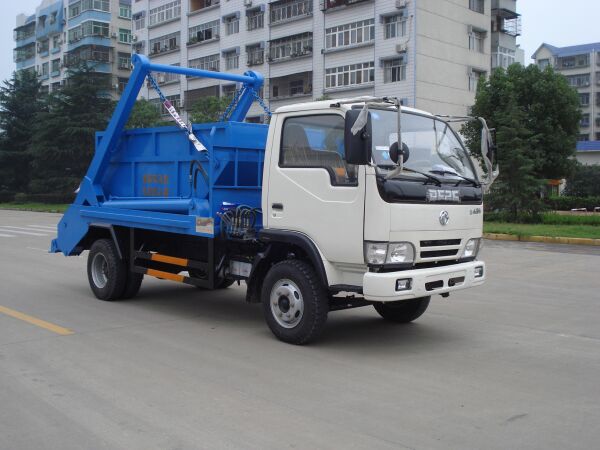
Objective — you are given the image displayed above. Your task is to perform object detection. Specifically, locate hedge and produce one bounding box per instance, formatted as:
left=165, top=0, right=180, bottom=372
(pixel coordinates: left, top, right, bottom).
left=543, top=196, right=600, bottom=211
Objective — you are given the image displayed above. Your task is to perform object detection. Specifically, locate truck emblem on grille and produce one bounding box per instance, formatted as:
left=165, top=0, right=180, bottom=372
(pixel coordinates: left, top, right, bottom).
left=439, top=210, right=450, bottom=226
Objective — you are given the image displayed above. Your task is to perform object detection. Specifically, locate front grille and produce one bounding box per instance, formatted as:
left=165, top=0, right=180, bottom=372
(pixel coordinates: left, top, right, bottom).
left=420, top=239, right=461, bottom=247
left=421, top=249, right=459, bottom=258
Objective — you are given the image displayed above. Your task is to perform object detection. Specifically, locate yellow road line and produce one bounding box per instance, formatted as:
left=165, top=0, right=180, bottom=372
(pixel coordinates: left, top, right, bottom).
left=0, top=305, right=74, bottom=336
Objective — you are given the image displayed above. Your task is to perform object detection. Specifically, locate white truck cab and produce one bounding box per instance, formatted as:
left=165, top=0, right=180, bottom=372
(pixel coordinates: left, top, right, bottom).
left=259, top=98, right=494, bottom=333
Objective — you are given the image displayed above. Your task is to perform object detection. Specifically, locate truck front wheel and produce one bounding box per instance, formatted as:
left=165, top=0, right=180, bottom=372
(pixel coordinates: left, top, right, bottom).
left=261, top=260, right=328, bottom=345
left=87, top=239, right=128, bottom=301
left=373, top=297, right=431, bottom=323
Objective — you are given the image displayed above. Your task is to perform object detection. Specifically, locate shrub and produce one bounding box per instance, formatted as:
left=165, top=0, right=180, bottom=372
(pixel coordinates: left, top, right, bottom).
left=13, top=192, right=28, bottom=204
left=544, top=196, right=600, bottom=211
left=0, top=191, right=16, bottom=203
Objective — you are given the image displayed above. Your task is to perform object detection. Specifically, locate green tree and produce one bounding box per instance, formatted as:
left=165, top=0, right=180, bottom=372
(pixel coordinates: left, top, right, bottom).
left=0, top=70, right=43, bottom=192
left=463, top=64, right=581, bottom=218
left=189, top=96, right=232, bottom=123
left=564, top=163, right=600, bottom=197
left=126, top=99, right=169, bottom=129
left=29, top=65, right=114, bottom=195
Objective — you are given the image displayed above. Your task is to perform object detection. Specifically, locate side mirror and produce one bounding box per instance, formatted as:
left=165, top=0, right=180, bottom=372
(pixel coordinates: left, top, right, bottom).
left=389, top=142, right=410, bottom=164
left=344, top=109, right=372, bottom=165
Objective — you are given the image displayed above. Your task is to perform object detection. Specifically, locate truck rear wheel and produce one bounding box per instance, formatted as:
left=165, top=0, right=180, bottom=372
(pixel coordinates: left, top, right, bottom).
left=373, top=297, right=431, bottom=323
left=87, top=239, right=128, bottom=301
left=261, top=259, right=328, bottom=345
left=120, top=271, right=143, bottom=299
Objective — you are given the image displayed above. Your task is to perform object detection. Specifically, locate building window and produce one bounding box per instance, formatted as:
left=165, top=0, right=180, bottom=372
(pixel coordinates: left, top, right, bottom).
left=580, top=114, right=590, bottom=128
left=247, top=9, right=264, bottom=30
left=68, top=21, right=110, bottom=43
left=468, top=68, right=485, bottom=92
left=65, top=45, right=110, bottom=66
left=383, top=14, right=407, bottom=39
left=13, top=44, right=36, bottom=63
left=577, top=134, right=589, bottom=142
left=469, top=0, right=484, bottom=14
left=148, top=0, right=181, bottom=27
left=468, top=28, right=485, bottom=53
left=51, top=58, right=60, bottom=73
left=118, top=77, right=128, bottom=93
left=133, top=13, right=145, bottom=30
left=325, top=61, right=375, bottom=89
left=537, top=58, right=550, bottom=70
left=557, top=54, right=590, bottom=69
left=119, top=28, right=132, bottom=44
left=269, top=32, right=312, bottom=62
left=188, top=20, right=219, bottom=45
left=224, top=14, right=240, bottom=35
left=69, top=0, right=110, bottom=19
left=566, top=74, right=591, bottom=88
left=118, top=52, right=131, bottom=70
left=580, top=93, right=590, bottom=107
left=280, top=115, right=356, bottom=186
left=40, top=62, right=49, bottom=77
left=246, top=44, right=264, bottom=66
left=383, top=57, right=407, bottom=83
left=492, top=46, right=516, bottom=69
left=224, top=50, right=239, bottom=70
left=149, top=32, right=180, bottom=55
left=151, top=94, right=181, bottom=116
left=52, top=35, right=61, bottom=49
left=222, top=84, right=236, bottom=98
left=270, top=0, right=313, bottom=25
left=150, top=64, right=180, bottom=85
left=190, top=0, right=220, bottom=13
left=119, top=3, right=132, bottom=19
left=326, top=19, right=374, bottom=50
left=38, top=40, right=50, bottom=54
left=189, top=54, right=220, bottom=72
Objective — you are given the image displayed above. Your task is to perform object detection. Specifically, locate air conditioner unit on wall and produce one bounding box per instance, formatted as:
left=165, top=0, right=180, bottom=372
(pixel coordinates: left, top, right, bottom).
left=132, top=35, right=138, bottom=43
left=396, top=0, right=409, bottom=9
left=244, top=0, right=253, bottom=6
left=396, top=43, right=408, bottom=53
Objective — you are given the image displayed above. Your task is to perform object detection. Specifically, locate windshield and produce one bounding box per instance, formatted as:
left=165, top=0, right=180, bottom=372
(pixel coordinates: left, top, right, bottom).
left=370, top=109, right=478, bottom=181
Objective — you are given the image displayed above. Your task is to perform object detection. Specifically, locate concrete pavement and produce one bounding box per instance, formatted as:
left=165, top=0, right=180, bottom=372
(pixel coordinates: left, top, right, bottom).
left=0, top=210, right=599, bottom=450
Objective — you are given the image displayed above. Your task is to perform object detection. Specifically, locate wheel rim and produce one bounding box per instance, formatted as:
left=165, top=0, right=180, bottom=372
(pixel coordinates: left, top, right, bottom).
left=270, top=279, right=304, bottom=329
left=91, top=253, right=109, bottom=289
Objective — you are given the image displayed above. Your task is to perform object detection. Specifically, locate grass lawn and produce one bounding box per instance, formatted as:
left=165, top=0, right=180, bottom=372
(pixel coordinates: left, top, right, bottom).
left=484, top=222, right=600, bottom=240
left=0, top=203, right=69, bottom=213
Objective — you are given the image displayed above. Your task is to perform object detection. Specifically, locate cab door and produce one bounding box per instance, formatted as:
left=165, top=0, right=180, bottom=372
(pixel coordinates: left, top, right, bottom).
left=264, top=112, right=366, bottom=265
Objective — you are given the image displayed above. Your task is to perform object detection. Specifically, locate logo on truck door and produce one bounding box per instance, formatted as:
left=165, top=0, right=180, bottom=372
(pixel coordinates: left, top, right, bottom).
left=439, top=210, right=450, bottom=226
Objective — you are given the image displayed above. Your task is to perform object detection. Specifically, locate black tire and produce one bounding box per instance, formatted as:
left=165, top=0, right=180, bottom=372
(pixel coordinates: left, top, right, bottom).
left=87, top=239, right=128, bottom=301
left=261, top=259, right=328, bottom=345
left=373, top=297, right=431, bottom=323
left=120, top=270, right=143, bottom=299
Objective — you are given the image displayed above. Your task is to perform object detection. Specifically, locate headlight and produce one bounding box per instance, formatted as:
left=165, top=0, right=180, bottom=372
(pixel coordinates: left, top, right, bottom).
left=364, top=242, right=388, bottom=265
left=462, top=238, right=481, bottom=258
left=386, top=242, right=415, bottom=264
left=364, top=242, right=415, bottom=265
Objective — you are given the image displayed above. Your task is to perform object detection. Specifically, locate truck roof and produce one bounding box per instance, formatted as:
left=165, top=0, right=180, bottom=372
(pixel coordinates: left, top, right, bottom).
left=273, top=99, right=434, bottom=118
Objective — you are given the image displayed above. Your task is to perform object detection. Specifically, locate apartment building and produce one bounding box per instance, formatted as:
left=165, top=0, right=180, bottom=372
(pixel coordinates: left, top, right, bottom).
left=131, top=0, right=498, bottom=121
left=13, top=0, right=133, bottom=97
left=533, top=42, right=600, bottom=165
left=490, top=0, right=521, bottom=70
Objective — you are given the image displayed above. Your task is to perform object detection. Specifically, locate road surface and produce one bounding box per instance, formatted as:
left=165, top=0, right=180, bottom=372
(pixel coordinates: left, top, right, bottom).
left=0, top=210, right=599, bottom=450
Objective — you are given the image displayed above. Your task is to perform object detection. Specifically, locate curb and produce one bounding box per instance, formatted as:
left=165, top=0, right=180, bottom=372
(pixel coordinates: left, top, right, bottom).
left=483, top=233, right=600, bottom=247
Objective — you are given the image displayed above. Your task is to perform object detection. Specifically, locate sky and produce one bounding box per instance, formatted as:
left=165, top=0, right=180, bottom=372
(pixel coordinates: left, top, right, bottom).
left=1, top=0, right=599, bottom=83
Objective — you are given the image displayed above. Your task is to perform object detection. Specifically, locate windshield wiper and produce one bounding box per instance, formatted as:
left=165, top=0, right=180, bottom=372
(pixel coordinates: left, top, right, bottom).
left=429, top=169, right=480, bottom=187
left=401, top=167, right=443, bottom=186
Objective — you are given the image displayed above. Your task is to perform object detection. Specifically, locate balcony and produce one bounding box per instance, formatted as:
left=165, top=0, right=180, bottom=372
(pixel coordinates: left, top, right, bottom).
left=491, top=0, right=518, bottom=19
left=268, top=33, right=312, bottom=63
left=320, top=0, right=372, bottom=11
left=270, top=71, right=312, bottom=100
left=189, top=0, right=220, bottom=15
left=270, top=0, right=313, bottom=26
left=64, top=45, right=112, bottom=68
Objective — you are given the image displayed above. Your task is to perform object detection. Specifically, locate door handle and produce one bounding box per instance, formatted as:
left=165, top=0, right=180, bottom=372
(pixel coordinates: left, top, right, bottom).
left=272, top=203, right=284, bottom=211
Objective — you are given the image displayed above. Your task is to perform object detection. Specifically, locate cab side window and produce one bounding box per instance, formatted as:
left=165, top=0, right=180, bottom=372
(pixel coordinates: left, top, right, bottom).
left=280, top=115, right=358, bottom=186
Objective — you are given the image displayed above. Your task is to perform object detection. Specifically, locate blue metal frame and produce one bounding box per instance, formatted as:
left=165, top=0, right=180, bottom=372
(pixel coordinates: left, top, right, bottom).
left=51, top=54, right=266, bottom=256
